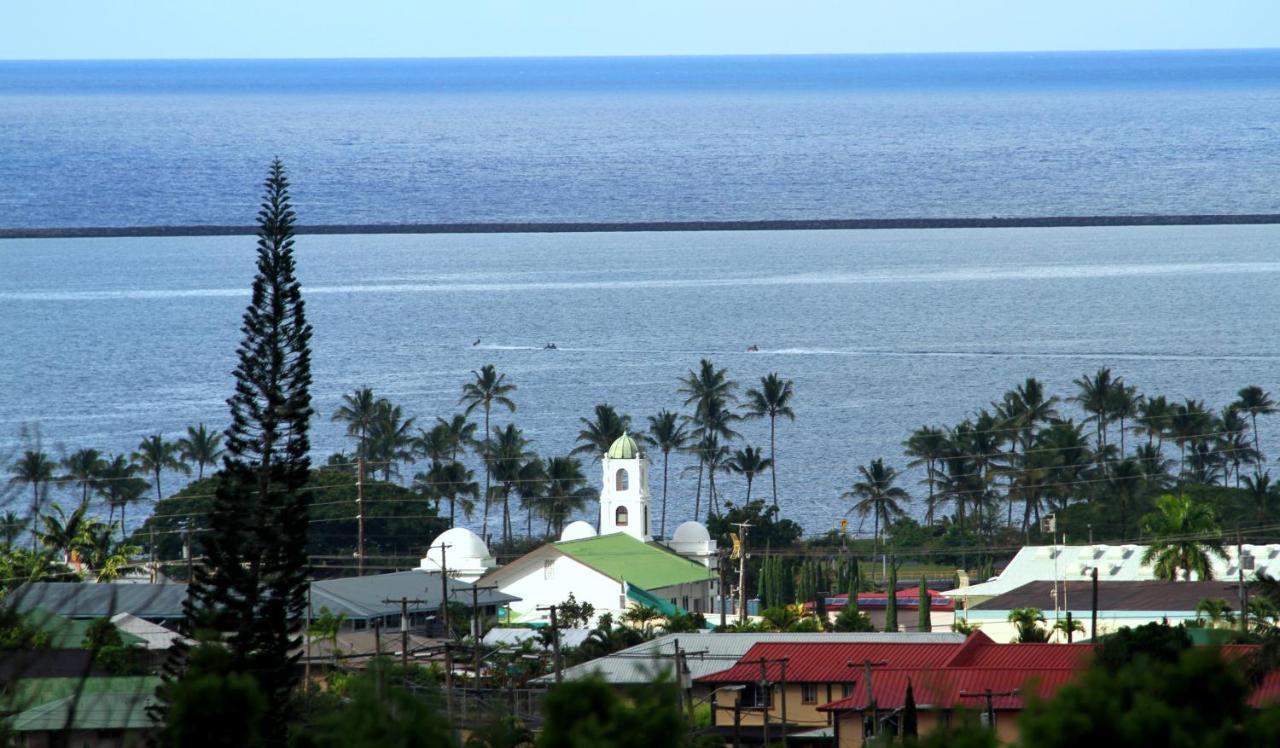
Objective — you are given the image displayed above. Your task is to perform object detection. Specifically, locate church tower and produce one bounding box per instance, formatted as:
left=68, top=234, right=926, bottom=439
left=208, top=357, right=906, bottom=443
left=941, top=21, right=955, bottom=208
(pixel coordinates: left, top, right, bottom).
left=599, top=432, right=652, bottom=541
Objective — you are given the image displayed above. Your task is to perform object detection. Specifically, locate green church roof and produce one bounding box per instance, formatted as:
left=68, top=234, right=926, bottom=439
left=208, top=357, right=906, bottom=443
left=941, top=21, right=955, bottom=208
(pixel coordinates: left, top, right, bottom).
left=554, top=533, right=713, bottom=589
left=606, top=432, right=639, bottom=459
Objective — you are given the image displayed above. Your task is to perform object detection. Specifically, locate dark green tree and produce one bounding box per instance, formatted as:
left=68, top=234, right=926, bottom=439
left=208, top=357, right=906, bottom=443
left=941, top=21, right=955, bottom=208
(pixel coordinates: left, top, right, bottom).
left=918, top=576, right=931, bottom=632
left=884, top=556, right=898, bottom=632
left=166, top=160, right=314, bottom=745
left=743, top=372, right=795, bottom=508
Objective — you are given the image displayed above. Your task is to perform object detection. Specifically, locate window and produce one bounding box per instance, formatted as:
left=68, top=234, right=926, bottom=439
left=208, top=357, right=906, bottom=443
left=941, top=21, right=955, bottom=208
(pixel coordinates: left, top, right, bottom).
left=744, top=683, right=772, bottom=709
left=616, top=506, right=629, bottom=526
left=544, top=559, right=555, bottom=580
left=841, top=683, right=853, bottom=698
left=615, top=468, right=629, bottom=491
left=802, top=685, right=818, bottom=705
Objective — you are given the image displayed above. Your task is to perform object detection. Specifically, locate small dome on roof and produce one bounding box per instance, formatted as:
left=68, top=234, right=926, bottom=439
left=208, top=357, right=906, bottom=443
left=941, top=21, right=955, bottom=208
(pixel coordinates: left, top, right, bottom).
left=559, top=520, right=598, bottom=542
left=606, top=432, right=639, bottom=459
left=427, top=526, right=490, bottom=561
left=671, top=521, right=711, bottom=544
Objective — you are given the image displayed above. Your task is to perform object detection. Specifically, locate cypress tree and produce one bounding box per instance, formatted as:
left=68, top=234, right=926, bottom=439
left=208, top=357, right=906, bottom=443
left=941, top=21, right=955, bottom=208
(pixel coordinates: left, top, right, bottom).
left=903, top=677, right=918, bottom=739
left=884, top=556, right=898, bottom=632
left=918, top=576, right=932, bottom=632
left=164, top=160, right=314, bottom=745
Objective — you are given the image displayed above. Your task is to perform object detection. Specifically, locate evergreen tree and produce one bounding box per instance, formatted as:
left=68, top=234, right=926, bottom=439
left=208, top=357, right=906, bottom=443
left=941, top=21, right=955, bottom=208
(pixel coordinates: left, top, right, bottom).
left=918, top=576, right=932, bottom=632
left=884, top=557, right=898, bottom=632
left=162, top=160, right=314, bottom=745
left=903, top=678, right=918, bottom=740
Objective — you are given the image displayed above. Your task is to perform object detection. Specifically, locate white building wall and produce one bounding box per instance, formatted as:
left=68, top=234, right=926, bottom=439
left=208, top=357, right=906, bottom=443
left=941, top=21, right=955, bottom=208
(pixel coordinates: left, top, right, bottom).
left=493, top=553, right=627, bottom=626
left=650, top=579, right=718, bottom=616
left=959, top=609, right=1202, bottom=643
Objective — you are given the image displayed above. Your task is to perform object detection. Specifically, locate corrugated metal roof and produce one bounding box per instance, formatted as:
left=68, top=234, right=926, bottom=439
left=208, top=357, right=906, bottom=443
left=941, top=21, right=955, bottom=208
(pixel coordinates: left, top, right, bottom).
left=553, top=534, right=715, bottom=589
left=11, top=582, right=188, bottom=620
left=970, top=580, right=1244, bottom=613
left=818, top=668, right=1081, bottom=711
left=945, top=544, right=1280, bottom=599
left=109, top=613, right=187, bottom=651
left=10, top=692, right=155, bottom=732
left=532, top=631, right=964, bottom=685
left=697, top=642, right=960, bottom=684
left=308, top=570, right=517, bottom=620
left=483, top=627, right=594, bottom=649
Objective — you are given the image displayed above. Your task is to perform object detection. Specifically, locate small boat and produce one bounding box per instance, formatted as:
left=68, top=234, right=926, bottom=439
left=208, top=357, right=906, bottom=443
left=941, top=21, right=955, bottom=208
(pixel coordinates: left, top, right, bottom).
left=472, top=338, right=481, bottom=346
left=746, top=344, right=759, bottom=352
left=544, top=343, right=558, bottom=350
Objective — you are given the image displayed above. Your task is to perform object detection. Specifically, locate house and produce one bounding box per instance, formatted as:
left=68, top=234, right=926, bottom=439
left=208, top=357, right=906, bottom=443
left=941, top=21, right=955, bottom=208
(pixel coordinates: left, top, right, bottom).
left=944, top=544, right=1280, bottom=607
left=3, top=677, right=160, bottom=748
left=809, top=590, right=956, bottom=632
left=308, top=569, right=518, bottom=636
left=958, top=579, right=1249, bottom=642
left=536, top=632, right=964, bottom=692
left=476, top=433, right=720, bottom=625
left=8, top=583, right=188, bottom=626
left=0, top=609, right=148, bottom=681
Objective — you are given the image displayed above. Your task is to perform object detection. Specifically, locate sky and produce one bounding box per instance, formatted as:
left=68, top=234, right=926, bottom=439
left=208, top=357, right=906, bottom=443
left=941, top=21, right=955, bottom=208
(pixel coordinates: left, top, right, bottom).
left=1, top=0, right=1274, bottom=60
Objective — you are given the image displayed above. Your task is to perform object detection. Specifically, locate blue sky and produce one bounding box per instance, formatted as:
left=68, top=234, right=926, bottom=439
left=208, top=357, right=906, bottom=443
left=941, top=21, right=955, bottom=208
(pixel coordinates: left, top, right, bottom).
left=2, top=0, right=1273, bottom=60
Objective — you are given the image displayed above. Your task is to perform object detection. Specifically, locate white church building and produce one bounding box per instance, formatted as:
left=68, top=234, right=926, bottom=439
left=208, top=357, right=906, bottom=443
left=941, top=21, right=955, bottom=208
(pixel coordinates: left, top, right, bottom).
left=427, top=432, right=720, bottom=626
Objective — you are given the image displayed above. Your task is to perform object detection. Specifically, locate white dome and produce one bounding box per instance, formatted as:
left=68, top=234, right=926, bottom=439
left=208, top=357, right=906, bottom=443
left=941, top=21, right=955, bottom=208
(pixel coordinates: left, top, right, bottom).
left=671, top=521, right=710, bottom=544
left=427, top=527, right=490, bottom=562
left=559, top=520, right=598, bottom=542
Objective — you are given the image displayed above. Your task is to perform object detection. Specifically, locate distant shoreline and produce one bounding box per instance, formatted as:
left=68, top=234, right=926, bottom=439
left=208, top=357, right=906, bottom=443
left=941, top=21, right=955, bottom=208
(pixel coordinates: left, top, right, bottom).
left=3, top=213, right=1280, bottom=239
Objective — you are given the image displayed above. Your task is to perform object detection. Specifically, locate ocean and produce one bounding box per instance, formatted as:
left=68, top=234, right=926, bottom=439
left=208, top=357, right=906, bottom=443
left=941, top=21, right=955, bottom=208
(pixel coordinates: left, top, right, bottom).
left=2, top=51, right=1279, bottom=543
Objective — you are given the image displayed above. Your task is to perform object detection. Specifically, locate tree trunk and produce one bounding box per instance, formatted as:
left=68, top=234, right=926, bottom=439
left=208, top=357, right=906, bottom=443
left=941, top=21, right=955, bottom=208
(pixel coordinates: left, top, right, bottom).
left=482, top=406, right=491, bottom=542
left=769, top=416, right=778, bottom=508
left=693, top=460, right=704, bottom=521
left=661, top=451, right=670, bottom=539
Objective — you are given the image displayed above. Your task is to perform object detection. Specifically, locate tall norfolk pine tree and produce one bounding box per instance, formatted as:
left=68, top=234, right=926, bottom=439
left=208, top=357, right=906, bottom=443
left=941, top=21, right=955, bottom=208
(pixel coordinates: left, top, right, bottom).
left=163, top=160, right=314, bottom=744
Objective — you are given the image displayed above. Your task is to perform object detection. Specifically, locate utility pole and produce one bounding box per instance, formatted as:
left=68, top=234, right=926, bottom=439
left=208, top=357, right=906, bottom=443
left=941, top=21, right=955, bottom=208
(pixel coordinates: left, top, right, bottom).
left=430, top=542, right=452, bottom=635
left=1090, top=566, right=1098, bottom=641
left=1239, top=527, right=1249, bottom=634
left=757, top=658, right=770, bottom=748
left=184, top=522, right=193, bottom=582
left=960, top=689, right=1018, bottom=730
left=383, top=597, right=426, bottom=668
left=461, top=584, right=500, bottom=685
left=149, top=524, right=157, bottom=583
left=305, top=584, right=313, bottom=686
left=849, top=659, right=888, bottom=739
left=536, top=605, right=564, bottom=682
left=718, top=550, right=729, bottom=628
left=778, top=658, right=790, bottom=748
left=356, top=456, right=366, bottom=576
left=733, top=522, right=751, bottom=623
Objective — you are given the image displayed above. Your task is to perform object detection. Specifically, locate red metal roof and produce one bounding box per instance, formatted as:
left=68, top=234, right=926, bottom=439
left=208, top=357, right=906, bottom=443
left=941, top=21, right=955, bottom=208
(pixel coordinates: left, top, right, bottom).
left=695, top=641, right=959, bottom=684
left=818, top=668, right=1081, bottom=711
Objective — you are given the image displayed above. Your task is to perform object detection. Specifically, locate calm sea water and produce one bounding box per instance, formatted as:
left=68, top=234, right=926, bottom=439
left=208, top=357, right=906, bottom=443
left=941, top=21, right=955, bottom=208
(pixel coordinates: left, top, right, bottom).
left=1, top=51, right=1279, bottom=227
left=3, top=52, right=1280, bottom=541
left=4, top=225, right=1280, bottom=540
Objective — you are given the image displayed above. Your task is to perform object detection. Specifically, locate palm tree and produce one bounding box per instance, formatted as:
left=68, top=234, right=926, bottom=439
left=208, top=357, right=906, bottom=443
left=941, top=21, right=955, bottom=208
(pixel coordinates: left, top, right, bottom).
left=96, top=455, right=149, bottom=540
left=10, top=450, right=56, bottom=550
left=1, top=511, right=24, bottom=547
left=176, top=423, right=224, bottom=480
left=539, top=456, right=594, bottom=536
left=436, top=414, right=477, bottom=463
left=460, top=365, right=518, bottom=541
left=515, top=457, right=548, bottom=538
left=132, top=434, right=189, bottom=504
left=1219, top=407, right=1256, bottom=487
left=331, top=387, right=381, bottom=461
left=571, top=404, right=630, bottom=460
left=1008, top=608, right=1050, bottom=643
left=1243, top=471, right=1275, bottom=523
left=1135, top=394, right=1171, bottom=452
left=743, top=373, right=796, bottom=508
left=80, top=521, right=139, bottom=582
left=647, top=410, right=688, bottom=539
left=621, top=604, right=663, bottom=636
left=1107, top=383, right=1139, bottom=457
left=1071, top=368, right=1114, bottom=464
left=1195, top=598, right=1237, bottom=629
left=843, top=459, right=908, bottom=554
left=699, top=435, right=732, bottom=520
left=1166, top=399, right=1211, bottom=493
left=413, top=422, right=455, bottom=465
left=1107, top=458, right=1145, bottom=535
left=1140, top=493, right=1227, bottom=580
left=414, top=460, right=479, bottom=528
left=37, top=500, right=93, bottom=564
left=678, top=359, right=738, bottom=507
left=724, top=446, right=772, bottom=503
left=364, top=401, right=416, bottom=481
left=997, top=378, right=1059, bottom=529
left=904, top=426, right=948, bottom=525
left=61, top=448, right=106, bottom=504
left=483, top=423, right=532, bottom=544
left=1234, top=385, right=1276, bottom=464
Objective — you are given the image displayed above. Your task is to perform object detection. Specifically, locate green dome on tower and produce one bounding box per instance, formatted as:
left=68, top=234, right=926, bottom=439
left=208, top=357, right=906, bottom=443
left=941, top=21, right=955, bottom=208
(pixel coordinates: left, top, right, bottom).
left=606, top=432, right=639, bottom=459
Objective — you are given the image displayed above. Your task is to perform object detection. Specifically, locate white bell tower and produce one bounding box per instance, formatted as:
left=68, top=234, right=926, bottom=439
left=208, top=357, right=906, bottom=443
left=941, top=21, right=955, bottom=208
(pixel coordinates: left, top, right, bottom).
left=599, top=432, right=652, bottom=541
